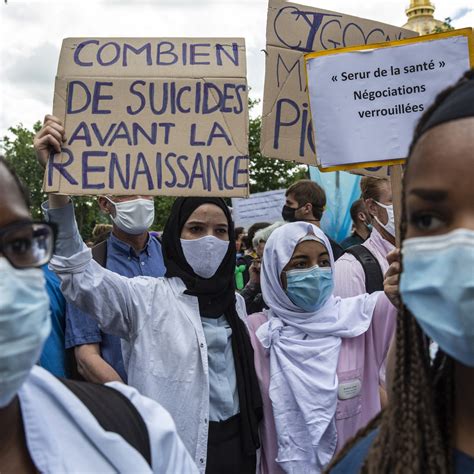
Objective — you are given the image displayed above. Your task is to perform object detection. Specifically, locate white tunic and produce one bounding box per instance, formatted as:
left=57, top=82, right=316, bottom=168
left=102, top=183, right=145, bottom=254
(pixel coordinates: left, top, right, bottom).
left=18, top=365, right=197, bottom=473
left=49, top=245, right=247, bottom=472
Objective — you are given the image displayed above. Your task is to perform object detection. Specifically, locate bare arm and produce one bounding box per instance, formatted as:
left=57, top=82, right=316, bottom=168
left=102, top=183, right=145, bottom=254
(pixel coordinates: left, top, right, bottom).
left=75, top=343, right=124, bottom=384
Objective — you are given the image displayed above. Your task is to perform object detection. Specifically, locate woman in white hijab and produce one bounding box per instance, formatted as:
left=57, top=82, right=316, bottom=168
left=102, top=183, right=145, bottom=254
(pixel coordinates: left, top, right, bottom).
left=246, top=222, right=398, bottom=474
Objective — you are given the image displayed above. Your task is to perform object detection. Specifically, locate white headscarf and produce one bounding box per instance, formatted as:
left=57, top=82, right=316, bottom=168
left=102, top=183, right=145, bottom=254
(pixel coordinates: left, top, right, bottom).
left=256, top=222, right=379, bottom=473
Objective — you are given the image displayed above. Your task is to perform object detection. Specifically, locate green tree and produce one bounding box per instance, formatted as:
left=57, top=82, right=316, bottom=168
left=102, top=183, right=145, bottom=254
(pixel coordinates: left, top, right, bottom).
left=2, top=122, right=45, bottom=219
left=153, top=196, right=175, bottom=231
left=433, top=17, right=454, bottom=33
left=2, top=122, right=102, bottom=239
left=248, top=99, right=307, bottom=193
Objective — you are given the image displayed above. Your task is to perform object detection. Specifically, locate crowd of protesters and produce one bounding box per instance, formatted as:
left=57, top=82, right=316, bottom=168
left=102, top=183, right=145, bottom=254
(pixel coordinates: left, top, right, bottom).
left=1, top=71, right=473, bottom=473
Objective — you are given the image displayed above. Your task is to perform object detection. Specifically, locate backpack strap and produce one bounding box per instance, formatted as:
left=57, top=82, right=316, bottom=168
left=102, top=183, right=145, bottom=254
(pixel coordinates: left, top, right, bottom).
left=59, top=378, right=152, bottom=466
left=91, top=240, right=108, bottom=268
left=345, top=245, right=384, bottom=294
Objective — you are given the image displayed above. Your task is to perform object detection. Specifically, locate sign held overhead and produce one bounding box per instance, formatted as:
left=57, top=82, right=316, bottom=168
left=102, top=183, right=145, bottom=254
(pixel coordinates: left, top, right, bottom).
left=44, top=37, right=249, bottom=196
left=260, top=0, right=417, bottom=166
left=305, top=29, right=473, bottom=171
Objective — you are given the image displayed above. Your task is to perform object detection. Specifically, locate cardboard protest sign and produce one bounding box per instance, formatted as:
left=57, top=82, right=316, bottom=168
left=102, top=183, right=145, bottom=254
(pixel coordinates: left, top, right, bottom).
left=260, top=0, right=417, bottom=166
left=305, top=29, right=473, bottom=171
left=231, top=189, right=286, bottom=227
left=44, top=38, right=249, bottom=196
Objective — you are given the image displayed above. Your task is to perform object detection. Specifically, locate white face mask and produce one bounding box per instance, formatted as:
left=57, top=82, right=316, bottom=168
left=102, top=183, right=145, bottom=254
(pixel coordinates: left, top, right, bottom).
left=0, top=258, right=51, bottom=408
left=374, top=201, right=395, bottom=237
left=106, top=197, right=155, bottom=235
left=180, top=235, right=229, bottom=279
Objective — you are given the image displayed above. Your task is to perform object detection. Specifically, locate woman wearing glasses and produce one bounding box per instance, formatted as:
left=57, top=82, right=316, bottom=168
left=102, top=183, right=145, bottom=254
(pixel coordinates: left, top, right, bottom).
left=0, top=156, right=197, bottom=473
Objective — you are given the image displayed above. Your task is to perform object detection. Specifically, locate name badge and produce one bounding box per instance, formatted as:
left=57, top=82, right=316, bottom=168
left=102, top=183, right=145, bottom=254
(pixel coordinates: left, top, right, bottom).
left=338, top=379, right=362, bottom=400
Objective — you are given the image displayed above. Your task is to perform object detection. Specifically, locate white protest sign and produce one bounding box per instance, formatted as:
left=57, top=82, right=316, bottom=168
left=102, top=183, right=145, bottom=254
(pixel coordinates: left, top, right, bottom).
left=305, top=29, right=473, bottom=170
left=232, top=189, right=286, bottom=227
left=44, top=37, right=249, bottom=196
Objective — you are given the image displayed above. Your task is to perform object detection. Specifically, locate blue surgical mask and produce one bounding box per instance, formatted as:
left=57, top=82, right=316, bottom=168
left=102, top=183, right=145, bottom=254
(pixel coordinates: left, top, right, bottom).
left=0, top=258, right=51, bottom=407
left=285, top=265, right=334, bottom=312
left=400, top=229, right=474, bottom=367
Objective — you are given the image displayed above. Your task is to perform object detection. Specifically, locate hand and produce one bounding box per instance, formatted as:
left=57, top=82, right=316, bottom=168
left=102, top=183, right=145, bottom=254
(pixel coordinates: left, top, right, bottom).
left=34, top=114, right=69, bottom=208
left=33, top=115, right=66, bottom=169
left=249, top=259, right=261, bottom=285
left=384, top=248, right=401, bottom=308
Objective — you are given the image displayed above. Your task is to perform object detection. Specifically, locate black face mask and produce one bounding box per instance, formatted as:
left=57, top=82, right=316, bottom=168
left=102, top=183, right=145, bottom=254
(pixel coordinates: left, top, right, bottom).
left=282, top=205, right=298, bottom=222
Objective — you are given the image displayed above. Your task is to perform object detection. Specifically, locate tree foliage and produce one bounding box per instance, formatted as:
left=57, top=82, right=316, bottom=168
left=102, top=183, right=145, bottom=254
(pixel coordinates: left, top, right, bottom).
left=3, top=122, right=46, bottom=220
left=1, top=99, right=306, bottom=236
left=433, top=17, right=454, bottom=33
left=2, top=122, right=104, bottom=238
left=248, top=99, right=308, bottom=193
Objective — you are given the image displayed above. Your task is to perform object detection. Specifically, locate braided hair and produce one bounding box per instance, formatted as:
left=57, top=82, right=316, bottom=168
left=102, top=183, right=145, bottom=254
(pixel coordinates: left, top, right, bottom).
left=328, top=69, right=474, bottom=474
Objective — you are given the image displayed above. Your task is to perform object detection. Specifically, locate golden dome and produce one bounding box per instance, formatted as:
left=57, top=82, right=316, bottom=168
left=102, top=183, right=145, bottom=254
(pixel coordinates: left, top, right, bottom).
left=402, top=0, right=445, bottom=35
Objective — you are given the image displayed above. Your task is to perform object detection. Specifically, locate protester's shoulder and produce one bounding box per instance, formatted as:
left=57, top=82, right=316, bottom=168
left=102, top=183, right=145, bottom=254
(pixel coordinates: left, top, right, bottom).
left=107, top=381, right=176, bottom=430
left=25, top=367, right=188, bottom=471
left=328, top=237, right=344, bottom=259
left=246, top=311, right=268, bottom=334
left=334, top=250, right=364, bottom=280
left=42, top=265, right=66, bottom=309
left=153, top=276, right=184, bottom=300
left=340, top=235, right=358, bottom=250
left=42, top=264, right=60, bottom=285
left=328, top=429, right=378, bottom=473
left=454, top=450, right=474, bottom=473
left=149, top=232, right=162, bottom=248
left=328, top=431, right=474, bottom=474
left=107, top=381, right=198, bottom=472
left=31, top=366, right=157, bottom=426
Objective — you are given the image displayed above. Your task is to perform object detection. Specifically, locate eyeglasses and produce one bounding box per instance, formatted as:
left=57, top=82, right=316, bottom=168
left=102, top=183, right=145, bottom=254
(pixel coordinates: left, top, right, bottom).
left=0, top=221, right=56, bottom=269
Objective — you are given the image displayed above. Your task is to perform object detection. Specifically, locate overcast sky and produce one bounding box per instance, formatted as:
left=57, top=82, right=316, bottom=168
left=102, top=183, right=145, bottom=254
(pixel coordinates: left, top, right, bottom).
left=0, top=0, right=472, bottom=141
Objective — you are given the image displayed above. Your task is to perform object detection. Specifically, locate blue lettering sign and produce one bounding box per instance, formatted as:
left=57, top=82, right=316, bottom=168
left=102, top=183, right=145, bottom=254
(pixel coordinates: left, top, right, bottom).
left=82, top=151, right=107, bottom=189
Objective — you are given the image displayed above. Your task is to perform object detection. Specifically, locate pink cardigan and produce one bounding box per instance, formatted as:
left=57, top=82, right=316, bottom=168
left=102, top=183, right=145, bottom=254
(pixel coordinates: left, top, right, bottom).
left=247, top=294, right=396, bottom=473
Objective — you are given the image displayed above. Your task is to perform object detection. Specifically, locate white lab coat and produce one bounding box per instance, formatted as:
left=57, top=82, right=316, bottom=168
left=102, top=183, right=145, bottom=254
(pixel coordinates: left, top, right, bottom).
left=18, top=365, right=197, bottom=473
left=50, top=245, right=247, bottom=472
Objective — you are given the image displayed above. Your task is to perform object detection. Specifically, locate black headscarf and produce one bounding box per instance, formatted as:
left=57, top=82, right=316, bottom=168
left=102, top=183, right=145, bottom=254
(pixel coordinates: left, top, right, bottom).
left=162, top=197, right=262, bottom=455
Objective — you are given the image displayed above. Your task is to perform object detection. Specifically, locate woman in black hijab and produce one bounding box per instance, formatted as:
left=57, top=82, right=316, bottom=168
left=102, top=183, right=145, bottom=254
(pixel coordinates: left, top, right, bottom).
left=44, top=185, right=262, bottom=472
left=162, top=197, right=262, bottom=473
